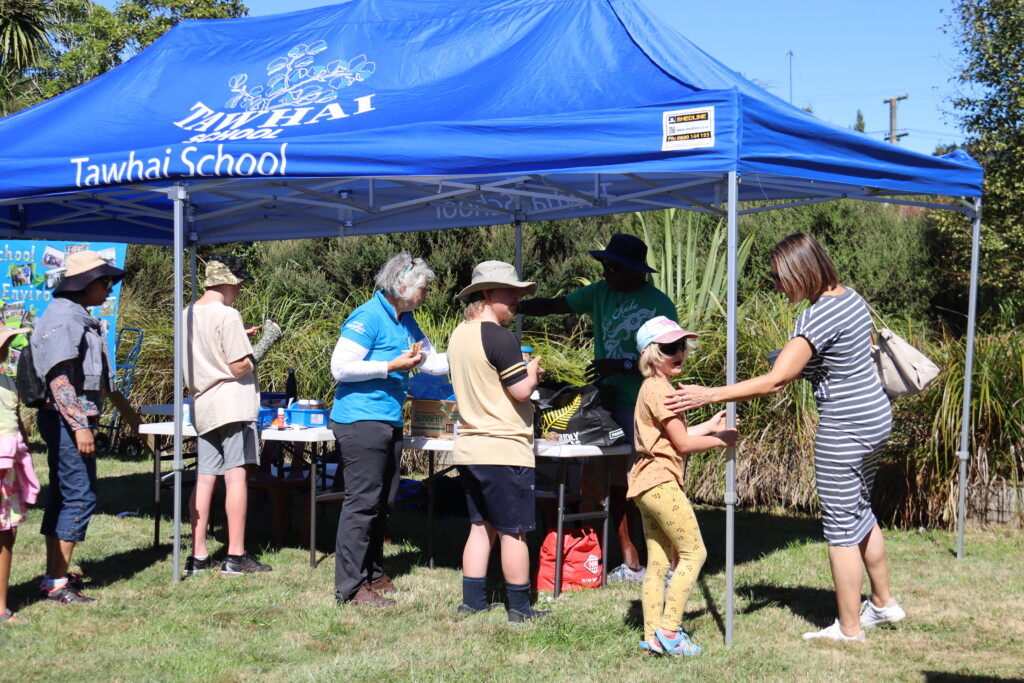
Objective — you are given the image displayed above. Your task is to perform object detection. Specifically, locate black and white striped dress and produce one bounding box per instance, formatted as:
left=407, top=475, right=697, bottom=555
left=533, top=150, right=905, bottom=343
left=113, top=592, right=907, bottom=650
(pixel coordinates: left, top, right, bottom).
left=793, top=287, right=892, bottom=546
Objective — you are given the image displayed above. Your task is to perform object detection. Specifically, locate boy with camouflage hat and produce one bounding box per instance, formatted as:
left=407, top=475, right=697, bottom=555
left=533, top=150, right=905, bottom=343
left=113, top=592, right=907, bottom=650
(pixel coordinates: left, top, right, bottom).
left=183, top=255, right=272, bottom=576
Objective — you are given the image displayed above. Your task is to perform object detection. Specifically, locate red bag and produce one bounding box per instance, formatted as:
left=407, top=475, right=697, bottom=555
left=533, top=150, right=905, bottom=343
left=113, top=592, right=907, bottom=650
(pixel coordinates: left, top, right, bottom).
left=534, top=526, right=603, bottom=591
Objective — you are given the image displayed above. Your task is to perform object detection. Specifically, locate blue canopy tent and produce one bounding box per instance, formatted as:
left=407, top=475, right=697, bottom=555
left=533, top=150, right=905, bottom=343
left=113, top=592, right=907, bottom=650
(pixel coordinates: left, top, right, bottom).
left=0, top=0, right=982, bottom=643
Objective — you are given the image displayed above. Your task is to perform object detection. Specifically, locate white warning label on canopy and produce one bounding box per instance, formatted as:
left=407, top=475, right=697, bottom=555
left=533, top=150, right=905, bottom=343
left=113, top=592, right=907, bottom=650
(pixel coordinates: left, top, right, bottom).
left=662, top=107, right=715, bottom=151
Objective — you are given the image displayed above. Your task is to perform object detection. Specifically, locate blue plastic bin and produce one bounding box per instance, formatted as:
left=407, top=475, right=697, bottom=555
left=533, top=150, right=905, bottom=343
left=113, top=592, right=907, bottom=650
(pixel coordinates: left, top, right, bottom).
left=285, top=408, right=330, bottom=428
left=258, top=407, right=275, bottom=428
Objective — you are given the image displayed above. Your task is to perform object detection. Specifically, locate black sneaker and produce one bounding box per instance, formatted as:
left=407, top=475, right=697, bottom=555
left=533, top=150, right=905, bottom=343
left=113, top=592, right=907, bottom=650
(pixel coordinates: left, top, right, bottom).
left=220, top=553, right=273, bottom=575
left=185, top=555, right=215, bottom=576
left=457, top=602, right=504, bottom=615
left=46, top=586, right=97, bottom=604
left=507, top=607, right=552, bottom=623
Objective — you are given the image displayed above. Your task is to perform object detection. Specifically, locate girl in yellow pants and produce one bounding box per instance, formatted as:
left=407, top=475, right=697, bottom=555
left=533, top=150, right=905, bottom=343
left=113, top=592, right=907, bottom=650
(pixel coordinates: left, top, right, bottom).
left=628, top=317, right=737, bottom=657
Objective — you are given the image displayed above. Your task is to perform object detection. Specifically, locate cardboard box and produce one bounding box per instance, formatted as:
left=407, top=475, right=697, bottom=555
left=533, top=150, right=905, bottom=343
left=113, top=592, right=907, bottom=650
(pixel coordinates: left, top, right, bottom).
left=408, top=399, right=459, bottom=439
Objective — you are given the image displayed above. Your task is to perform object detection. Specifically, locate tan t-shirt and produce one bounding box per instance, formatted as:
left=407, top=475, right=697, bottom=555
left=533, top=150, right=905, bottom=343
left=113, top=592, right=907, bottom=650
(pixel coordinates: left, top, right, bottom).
left=0, top=373, right=18, bottom=436
left=627, top=376, right=687, bottom=499
left=447, top=320, right=534, bottom=468
left=183, top=302, right=258, bottom=435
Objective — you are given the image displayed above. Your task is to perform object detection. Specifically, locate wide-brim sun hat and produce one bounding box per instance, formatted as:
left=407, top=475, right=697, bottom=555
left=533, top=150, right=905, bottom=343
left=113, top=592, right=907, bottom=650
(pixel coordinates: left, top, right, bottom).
left=0, top=326, right=30, bottom=349
left=203, top=257, right=252, bottom=288
left=636, top=316, right=698, bottom=352
left=456, top=260, right=538, bottom=301
left=588, top=233, right=656, bottom=273
left=53, top=250, right=125, bottom=294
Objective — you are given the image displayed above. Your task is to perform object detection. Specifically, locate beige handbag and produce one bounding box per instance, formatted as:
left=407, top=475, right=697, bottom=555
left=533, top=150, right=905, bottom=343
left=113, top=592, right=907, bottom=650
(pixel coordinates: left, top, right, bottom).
left=866, top=302, right=940, bottom=400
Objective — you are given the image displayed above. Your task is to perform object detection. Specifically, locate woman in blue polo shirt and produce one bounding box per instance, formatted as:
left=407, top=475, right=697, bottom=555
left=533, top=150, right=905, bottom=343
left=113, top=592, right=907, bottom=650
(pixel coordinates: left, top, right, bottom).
left=330, top=253, right=448, bottom=607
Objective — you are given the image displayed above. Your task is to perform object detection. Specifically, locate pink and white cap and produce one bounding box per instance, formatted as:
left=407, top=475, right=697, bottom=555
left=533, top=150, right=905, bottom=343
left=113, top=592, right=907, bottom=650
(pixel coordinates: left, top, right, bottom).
left=636, top=316, right=698, bottom=352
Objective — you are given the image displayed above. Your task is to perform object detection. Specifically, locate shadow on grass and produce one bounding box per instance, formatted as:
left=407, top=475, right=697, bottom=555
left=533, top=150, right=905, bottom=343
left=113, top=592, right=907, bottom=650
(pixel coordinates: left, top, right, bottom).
left=923, top=674, right=1024, bottom=683
left=736, top=582, right=837, bottom=627
left=696, top=507, right=821, bottom=575
left=8, top=544, right=171, bottom=610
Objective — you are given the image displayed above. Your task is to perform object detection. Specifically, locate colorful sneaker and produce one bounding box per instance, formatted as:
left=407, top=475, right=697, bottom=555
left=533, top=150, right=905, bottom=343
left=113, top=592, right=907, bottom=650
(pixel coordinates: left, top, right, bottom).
left=185, top=555, right=215, bottom=576
left=655, top=628, right=702, bottom=656
left=37, top=573, right=85, bottom=598
left=860, top=598, right=906, bottom=628
left=46, top=585, right=97, bottom=604
left=220, top=553, right=273, bottom=575
left=802, top=620, right=866, bottom=642
left=607, top=563, right=646, bottom=584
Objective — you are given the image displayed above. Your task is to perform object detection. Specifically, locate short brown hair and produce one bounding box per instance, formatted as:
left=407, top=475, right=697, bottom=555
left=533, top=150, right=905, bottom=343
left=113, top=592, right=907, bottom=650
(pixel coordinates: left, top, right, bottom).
left=769, top=233, right=838, bottom=303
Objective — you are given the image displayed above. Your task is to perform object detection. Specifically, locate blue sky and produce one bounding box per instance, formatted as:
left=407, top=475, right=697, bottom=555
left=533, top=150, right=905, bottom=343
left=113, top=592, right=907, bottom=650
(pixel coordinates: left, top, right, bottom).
left=112, top=0, right=968, bottom=155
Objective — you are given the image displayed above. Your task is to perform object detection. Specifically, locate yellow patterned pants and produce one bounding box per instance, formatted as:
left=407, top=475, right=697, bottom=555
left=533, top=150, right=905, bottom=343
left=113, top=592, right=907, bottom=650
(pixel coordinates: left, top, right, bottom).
left=633, top=481, right=707, bottom=639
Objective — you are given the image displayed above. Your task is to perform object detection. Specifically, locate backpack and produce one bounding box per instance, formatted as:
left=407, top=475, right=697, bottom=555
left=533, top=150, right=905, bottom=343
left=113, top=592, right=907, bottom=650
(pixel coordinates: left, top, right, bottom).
left=15, top=344, right=48, bottom=408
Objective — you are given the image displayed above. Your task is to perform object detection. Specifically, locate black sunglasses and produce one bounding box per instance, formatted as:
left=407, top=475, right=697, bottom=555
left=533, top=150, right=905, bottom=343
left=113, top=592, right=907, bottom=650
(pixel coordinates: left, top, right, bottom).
left=657, top=341, right=685, bottom=355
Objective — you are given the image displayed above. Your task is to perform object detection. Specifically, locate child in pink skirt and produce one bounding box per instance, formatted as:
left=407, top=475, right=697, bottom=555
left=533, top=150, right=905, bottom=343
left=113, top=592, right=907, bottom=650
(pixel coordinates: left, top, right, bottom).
left=0, top=327, right=40, bottom=625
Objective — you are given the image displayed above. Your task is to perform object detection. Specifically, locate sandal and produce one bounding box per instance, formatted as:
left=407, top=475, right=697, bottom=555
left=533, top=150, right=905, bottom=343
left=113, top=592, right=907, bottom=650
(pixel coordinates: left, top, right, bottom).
left=655, top=628, right=702, bottom=657
left=639, top=638, right=663, bottom=656
left=0, top=608, right=27, bottom=625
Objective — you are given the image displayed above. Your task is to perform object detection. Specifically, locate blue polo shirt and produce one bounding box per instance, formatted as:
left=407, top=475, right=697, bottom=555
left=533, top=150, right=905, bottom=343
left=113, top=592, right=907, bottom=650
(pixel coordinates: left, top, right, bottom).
left=331, top=290, right=425, bottom=427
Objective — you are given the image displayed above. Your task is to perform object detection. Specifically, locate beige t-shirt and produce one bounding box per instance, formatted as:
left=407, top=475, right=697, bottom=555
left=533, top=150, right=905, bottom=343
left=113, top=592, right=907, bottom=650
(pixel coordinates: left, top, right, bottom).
left=627, top=376, right=687, bottom=500
left=447, top=320, right=534, bottom=468
left=0, top=373, right=18, bottom=436
left=183, top=302, right=258, bottom=435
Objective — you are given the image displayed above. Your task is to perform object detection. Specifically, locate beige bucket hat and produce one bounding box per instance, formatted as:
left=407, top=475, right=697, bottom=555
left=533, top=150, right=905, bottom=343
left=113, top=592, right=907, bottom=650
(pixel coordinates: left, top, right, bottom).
left=456, top=260, right=537, bottom=301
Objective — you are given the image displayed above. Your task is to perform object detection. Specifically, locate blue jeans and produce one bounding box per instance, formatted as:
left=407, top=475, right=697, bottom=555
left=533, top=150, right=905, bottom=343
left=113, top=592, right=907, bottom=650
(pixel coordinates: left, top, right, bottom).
left=38, top=409, right=97, bottom=542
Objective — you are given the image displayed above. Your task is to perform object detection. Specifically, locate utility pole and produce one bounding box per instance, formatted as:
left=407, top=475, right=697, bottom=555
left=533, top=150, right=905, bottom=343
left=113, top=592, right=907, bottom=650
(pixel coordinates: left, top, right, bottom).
left=883, top=93, right=908, bottom=144
left=787, top=50, right=793, bottom=104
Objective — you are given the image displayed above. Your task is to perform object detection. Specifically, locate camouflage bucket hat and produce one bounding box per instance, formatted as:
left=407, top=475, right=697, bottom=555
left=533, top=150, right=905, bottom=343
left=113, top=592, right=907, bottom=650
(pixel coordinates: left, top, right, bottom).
left=203, top=256, right=251, bottom=288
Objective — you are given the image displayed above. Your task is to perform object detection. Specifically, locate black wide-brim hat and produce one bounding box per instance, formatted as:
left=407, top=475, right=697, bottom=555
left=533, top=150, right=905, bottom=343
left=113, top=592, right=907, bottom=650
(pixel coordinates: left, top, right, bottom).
left=588, top=233, right=656, bottom=273
left=53, top=250, right=125, bottom=294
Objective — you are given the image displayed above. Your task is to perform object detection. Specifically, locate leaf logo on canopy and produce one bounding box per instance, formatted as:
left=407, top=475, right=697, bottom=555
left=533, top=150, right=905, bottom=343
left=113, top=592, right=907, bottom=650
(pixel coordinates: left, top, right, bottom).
left=225, top=41, right=376, bottom=112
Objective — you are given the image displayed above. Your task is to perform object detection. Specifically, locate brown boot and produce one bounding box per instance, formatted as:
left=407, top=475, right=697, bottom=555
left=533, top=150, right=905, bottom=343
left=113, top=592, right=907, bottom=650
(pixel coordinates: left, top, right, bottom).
left=370, top=575, right=396, bottom=594
left=348, top=582, right=396, bottom=607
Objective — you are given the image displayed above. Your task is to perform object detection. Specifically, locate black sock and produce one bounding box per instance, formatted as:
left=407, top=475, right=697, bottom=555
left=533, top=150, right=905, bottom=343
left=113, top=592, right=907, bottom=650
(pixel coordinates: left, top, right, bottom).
left=462, top=576, right=489, bottom=611
left=506, top=581, right=533, bottom=613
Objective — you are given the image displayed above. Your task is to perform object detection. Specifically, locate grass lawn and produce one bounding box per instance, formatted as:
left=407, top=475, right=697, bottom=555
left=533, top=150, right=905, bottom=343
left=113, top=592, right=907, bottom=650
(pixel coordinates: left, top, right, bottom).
left=2, top=446, right=1022, bottom=682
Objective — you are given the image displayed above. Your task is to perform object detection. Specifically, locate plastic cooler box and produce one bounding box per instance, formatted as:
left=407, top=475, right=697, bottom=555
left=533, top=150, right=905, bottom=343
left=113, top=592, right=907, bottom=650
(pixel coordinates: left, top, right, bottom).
left=285, top=408, right=330, bottom=428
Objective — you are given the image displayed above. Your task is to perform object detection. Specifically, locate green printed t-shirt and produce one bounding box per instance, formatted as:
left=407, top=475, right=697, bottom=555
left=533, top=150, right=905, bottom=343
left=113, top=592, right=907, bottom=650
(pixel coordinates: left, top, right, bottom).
left=566, top=280, right=677, bottom=411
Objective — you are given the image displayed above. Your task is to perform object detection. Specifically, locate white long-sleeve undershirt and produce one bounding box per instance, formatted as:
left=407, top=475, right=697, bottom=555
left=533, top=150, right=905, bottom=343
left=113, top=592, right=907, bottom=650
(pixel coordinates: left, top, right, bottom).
left=331, top=335, right=449, bottom=382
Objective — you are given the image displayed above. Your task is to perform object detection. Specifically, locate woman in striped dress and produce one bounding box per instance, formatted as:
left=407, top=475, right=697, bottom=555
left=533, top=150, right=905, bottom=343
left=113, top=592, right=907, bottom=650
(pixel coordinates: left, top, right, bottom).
left=672, top=233, right=906, bottom=642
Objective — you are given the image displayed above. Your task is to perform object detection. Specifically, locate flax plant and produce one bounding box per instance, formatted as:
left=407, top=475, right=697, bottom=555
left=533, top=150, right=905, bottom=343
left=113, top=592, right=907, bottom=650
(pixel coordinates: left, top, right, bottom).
left=636, top=208, right=755, bottom=331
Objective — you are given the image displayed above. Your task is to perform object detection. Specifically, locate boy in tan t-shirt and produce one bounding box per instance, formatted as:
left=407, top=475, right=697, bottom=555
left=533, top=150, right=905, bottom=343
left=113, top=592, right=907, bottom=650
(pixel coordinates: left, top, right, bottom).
left=182, top=255, right=271, bottom=577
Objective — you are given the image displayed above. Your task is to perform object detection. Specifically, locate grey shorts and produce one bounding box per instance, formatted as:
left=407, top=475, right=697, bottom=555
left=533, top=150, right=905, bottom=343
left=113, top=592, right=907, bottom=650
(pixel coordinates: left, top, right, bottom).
left=197, top=421, right=259, bottom=476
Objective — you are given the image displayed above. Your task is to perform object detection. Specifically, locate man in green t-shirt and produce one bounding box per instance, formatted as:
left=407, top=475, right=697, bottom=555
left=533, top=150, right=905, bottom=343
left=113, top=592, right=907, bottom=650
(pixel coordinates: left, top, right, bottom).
left=519, top=233, right=678, bottom=583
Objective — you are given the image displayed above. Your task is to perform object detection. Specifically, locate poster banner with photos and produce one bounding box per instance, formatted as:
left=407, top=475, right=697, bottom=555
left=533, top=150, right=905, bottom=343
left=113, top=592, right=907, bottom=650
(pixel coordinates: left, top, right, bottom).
left=2, top=240, right=127, bottom=375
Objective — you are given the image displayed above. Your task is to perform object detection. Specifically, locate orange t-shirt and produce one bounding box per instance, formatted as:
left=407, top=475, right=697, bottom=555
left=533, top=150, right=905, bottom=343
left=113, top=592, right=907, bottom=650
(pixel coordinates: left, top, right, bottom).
left=626, top=376, right=687, bottom=500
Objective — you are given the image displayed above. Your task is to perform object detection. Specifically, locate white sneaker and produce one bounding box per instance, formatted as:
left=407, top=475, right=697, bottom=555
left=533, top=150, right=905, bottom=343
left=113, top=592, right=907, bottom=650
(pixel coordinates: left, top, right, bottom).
left=607, top=563, right=645, bottom=584
left=802, top=620, right=866, bottom=642
left=860, top=598, right=906, bottom=628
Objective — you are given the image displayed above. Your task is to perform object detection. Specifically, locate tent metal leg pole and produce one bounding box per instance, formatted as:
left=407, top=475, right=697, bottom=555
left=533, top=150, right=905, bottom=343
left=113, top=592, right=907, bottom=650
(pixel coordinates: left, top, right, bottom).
left=170, top=184, right=188, bottom=583
left=514, top=220, right=523, bottom=341
left=956, top=200, right=981, bottom=559
left=724, top=171, right=739, bottom=644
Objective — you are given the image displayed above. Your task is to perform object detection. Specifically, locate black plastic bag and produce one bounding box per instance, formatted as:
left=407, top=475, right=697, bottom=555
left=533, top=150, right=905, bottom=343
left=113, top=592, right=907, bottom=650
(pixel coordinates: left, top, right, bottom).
left=533, top=382, right=625, bottom=447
